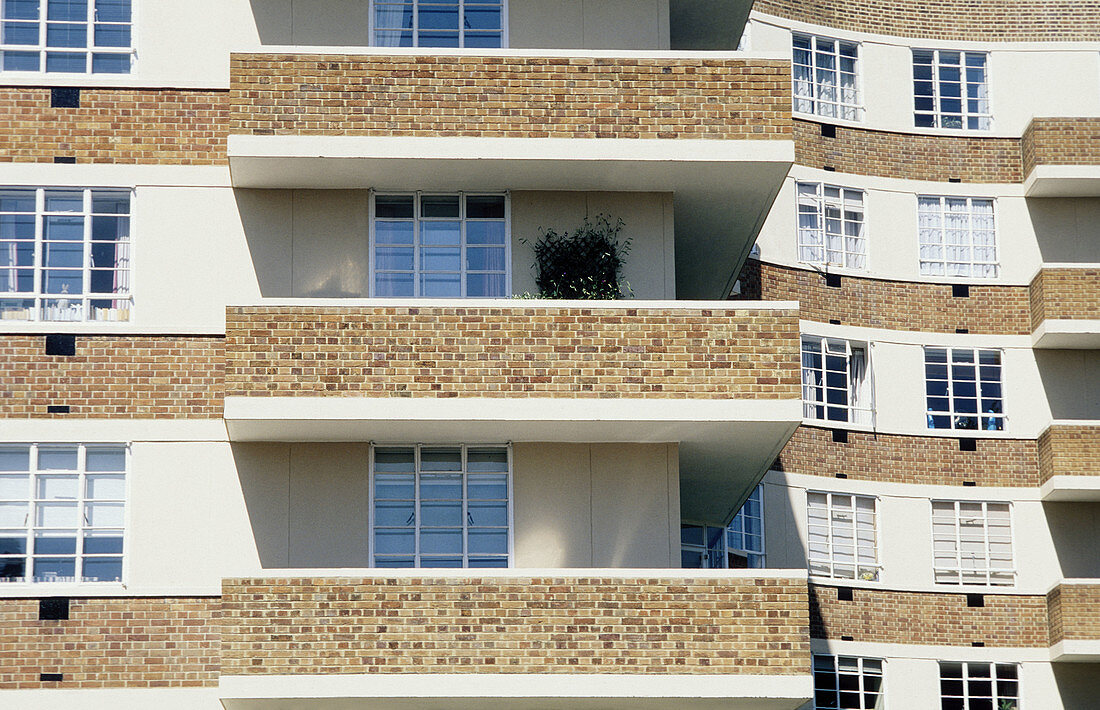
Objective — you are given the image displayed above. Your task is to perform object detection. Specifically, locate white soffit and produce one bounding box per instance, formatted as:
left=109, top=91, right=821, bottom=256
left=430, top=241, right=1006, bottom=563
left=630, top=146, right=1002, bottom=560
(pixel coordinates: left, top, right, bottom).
left=1024, top=165, right=1100, bottom=197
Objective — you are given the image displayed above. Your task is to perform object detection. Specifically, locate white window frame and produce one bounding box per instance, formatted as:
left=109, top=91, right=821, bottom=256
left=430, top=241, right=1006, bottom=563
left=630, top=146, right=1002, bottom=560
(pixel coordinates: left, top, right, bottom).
left=812, top=654, right=884, bottom=710
left=801, top=336, right=874, bottom=427
left=0, top=443, right=128, bottom=584
left=368, top=443, right=513, bottom=569
left=368, top=0, right=509, bottom=49
left=924, top=347, right=1005, bottom=432
left=931, top=500, right=1015, bottom=587
left=938, top=661, right=1019, bottom=709
left=0, top=0, right=135, bottom=75
left=796, top=182, right=867, bottom=271
left=0, top=186, right=133, bottom=322
left=807, top=491, right=880, bottom=582
left=792, top=32, right=863, bottom=122
left=681, top=486, right=766, bottom=570
left=369, top=191, right=511, bottom=299
left=912, top=49, right=991, bottom=131
left=917, top=196, right=999, bottom=279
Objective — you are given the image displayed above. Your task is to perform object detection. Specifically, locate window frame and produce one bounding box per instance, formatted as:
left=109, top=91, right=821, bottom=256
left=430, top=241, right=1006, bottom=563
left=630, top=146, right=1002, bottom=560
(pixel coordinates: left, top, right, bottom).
left=0, top=186, right=134, bottom=323
left=792, top=32, right=864, bottom=122
left=930, top=500, right=1016, bottom=587
left=0, top=442, right=129, bottom=585
left=796, top=181, right=868, bottom=271
left=368, top=190, right=511, bottom=299
left=924, top=347, right=1005, bottom=432
left=813, top=654, right=885, bottom=710
left=917, top=195, right=999, bottom=279
left=367, top=0, right=509, bottom=49
left=912, top=49, right=992, bottom=131
left=0, top=0, right=136, bottom=76
left=367, top=443, right=514, bottom=569
left=806, top=491, right=881, bottom=582
left=801, top=335, right=874, bottom=426
left=938, top=661, right=1019, bottom=709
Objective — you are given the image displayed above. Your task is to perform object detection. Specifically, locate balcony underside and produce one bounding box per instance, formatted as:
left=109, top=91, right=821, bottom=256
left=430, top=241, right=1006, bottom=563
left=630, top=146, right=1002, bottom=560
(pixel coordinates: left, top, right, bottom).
left=219, top=675, right=813, bottom=710
left=1024, top=165, right=1100, bottom=198
left=224, top=397, right=800, bottom=525
left=1032, top=320, right=1100, bottom=349
left=227, top=135, right=794, bottom=299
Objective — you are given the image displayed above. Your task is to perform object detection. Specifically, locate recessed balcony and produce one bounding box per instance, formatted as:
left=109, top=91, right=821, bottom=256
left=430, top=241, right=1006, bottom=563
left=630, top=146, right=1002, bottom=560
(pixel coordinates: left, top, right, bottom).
left=1023, top=118, right=1100, bottom=197
left=223, top=301, right=801, bottom=523
left=1048, top=581, right=1100, bottom=661
left=227, top=51, right=794, bottom=298
left=1029, top=267, right=1100, bottom=348
left=1039, top=423, right=1100, bottom=501
left=217, top=571, right=812, bottom=709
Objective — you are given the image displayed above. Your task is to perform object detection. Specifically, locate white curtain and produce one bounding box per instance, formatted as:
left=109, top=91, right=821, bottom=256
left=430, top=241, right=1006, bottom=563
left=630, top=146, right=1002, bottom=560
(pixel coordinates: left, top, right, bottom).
left=918, top=197, right=944, bottom=276
left=373, top=2, right=412, bottom=46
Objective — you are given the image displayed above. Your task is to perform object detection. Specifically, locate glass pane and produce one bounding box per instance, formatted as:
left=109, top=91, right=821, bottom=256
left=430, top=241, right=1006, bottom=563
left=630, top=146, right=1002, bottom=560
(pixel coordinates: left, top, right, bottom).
left=36, top=501, right=78, bottom=527
left=33, top=557, right=76, bottom=581
left=420, top=448, right=461, bottom=472
left=375, top=195, right=414, bottom=219
left=82, top=556, right=121, bottom=581
left=0, top=474, right=28, bottom=499
left=466, top=448, right=507, bottom=473
left=421, top=195, right=460, bottom=218
left=0, top=533, right=27, bottom=555
left=85, top=447, right=125, bottom=473
left=0, top=447, right=30, bottom=472
left=84, top=501, right=124, bottom=527
left=36, top=475, right=78, bottom=500
left=38, top=447, right=78, bottom=470
left=468, top=528, right=508, bottom=554
left=420, top=500, right=462, bottom=527
left=465, top=195, right=505, bottom=219
left=0, top=502, right=29, bottom=527
left=82, top=530, right=123, bottom=554
left=419, top=473, right=462, bottom=499
left=466, top=221, right=506, bottom=244
left=95, top=0, right=130, bottom=22
left=34, top=530, right=76, bottom=554
left=374, top=528, right=414, bottom=554
left=467, top=473, right=507, bottom=499
left=374, top=500, right=414, bottom=527
left=420, top=528, right=462, bottom=554
left=467, top=500, right=507, bottom=527
left=374, top=473, right=414, bottom=500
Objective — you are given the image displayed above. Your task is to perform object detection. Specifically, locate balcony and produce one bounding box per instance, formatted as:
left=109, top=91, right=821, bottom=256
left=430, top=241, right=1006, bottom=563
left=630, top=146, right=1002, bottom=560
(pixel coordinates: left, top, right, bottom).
left=1030, top=267, right=1100, bottom=348
left=1048, top=581, right=1100, bottom=661
left=218, top=571, right=812, bottom=709
left=227, top=51, right=794, bottom=298
left=1039, top=423, right=1100, bottom=501
left=223, top=300, right=801, bottom=523
left=1023, top=117, right=1100, bottom=197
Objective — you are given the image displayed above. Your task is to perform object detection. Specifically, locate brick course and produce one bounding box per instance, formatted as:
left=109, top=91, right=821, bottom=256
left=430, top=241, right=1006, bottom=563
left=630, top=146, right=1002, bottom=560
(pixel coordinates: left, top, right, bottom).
left=776, top=426, right=1041, bottom=488
left=0, top=597, right=220, bottom=689
left=810, top=585, right=1049, bottom=647
left=1029, top=268, right=1100, bottom=329
left=1038, top=424, right=1100, bottom=483
left=754, top=0, right=1100, bottom=41
left=1022, top=117, right=1100, bottom=176
left=736, top=260, right=1032, bottom=335
left=1047, top=584, right=1100, bottom=644
left=224, top=305, right=801, bottom=399
left=793, top=120, right=1022, bottom=184
left=0, top=89, right=228, bottom=164
left=230, top=54, right=792, bottom=140
left=0, top=336, right=224, bottom=418
left=221, top=576, right=810, bottom=675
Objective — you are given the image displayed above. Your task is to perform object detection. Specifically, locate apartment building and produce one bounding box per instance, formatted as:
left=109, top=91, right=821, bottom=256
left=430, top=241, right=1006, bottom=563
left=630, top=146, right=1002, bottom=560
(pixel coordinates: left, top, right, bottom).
left=0, top=1, right=1096, bottom=709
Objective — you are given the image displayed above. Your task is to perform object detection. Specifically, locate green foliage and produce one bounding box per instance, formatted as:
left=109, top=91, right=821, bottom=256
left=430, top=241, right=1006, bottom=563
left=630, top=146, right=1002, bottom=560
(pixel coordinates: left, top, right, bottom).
left=521, top=215, right=632, bottom=300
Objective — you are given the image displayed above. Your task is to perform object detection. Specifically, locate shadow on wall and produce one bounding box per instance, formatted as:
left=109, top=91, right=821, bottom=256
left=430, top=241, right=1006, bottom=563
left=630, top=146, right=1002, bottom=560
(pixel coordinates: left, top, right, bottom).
left=1053, top=663, right=1100, bottom=710
left=1043, top=501, right=1100, bottom=579
left=1034, top=350, right=1100, bottom=421
left=1028, top=197, right=1100, bottom=264
left=248, top=0, right=374, bottom=45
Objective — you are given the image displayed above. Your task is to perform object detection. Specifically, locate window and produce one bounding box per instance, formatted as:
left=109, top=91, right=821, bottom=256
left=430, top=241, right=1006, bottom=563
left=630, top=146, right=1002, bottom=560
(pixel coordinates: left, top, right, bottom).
left=802, top=336, right=873, bottom=426
left=371, top=0, right=505, bottom=48
left=792, top=33, right=862, bottom=121
left=0, top=187, right=131, bottom=322
left=940, top=662, right=1018, bottom=710
left=807, top=492, right=879, bottom=581
left=0, top=0, right=132, bottom=74
left=918, top=196, right=997, bottom=278
left=913, top=50, right=990, bottom=130
left=0, top=443, right=126, bottom=583
left=372, top=192, right=508, bottom=298
left=813, top=655, right=884, bottom=710
left=931, top=501, right=1014, bottom=586
left=683, top=485, right=766, bottom=569
left=925, top=348, right=1004, bottom=431
left=797, top=183, right=866, bottom=270
left=371, top=445, right=510, bottom=568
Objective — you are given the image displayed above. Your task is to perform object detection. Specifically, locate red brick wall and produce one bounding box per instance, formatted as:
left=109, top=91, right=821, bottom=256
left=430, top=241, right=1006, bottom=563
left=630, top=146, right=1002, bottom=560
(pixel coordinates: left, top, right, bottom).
left=221, top=576, right=811, bottom=675
left=230, top=54, right=792, bottom=140
left=794, top=120, right=1022, bottom=183
left=224, top=305, right=801, bottom=399
left=0, top=597, right=220, bottom=689
left=811, top=585, right=1049, bottom=647
left=754, top=0, right=1100, bottom=41
left=0, top=89, right=228, bottom=164
left=776, top=426, right=1041, bottom=487
left=737, top=260, right=1031, bottom=335
left=0, top=336, right=224, bottom=417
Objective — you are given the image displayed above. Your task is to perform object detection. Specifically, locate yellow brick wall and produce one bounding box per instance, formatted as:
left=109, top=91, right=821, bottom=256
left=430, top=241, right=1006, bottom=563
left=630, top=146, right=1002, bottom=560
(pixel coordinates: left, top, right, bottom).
left=1038, top=425, right=1100, bottom=482
left=1029, top=268, right=1100, bottom=329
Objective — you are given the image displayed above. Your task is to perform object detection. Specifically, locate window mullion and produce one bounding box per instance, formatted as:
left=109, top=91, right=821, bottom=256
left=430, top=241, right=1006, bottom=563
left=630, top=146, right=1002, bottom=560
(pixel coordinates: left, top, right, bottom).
left=413, top=445, right=421, bottom=567
left=461, top=445, right=469, bottom=567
